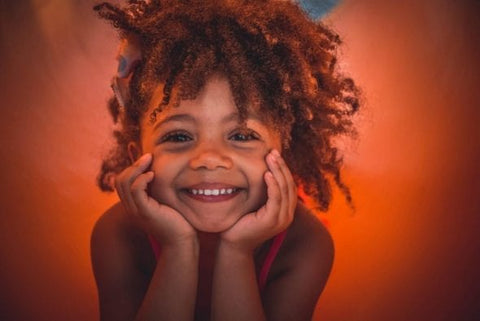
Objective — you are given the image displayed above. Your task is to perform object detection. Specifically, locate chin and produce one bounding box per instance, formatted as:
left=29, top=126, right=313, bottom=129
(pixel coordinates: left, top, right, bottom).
left=187, top=212, right=241, bottom=233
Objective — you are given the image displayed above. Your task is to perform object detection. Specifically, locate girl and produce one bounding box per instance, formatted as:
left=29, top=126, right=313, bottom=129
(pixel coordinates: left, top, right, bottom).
left=91, top=1, right=359, bottom=320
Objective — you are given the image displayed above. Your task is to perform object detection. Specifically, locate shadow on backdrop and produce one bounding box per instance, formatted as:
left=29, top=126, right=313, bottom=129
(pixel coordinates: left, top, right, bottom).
left=0, top=0, right=479, bottom=320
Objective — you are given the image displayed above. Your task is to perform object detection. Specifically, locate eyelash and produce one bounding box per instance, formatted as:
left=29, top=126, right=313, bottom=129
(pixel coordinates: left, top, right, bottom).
left=159, top=131, right=193, bottom=143
left=229, top=129, right=260, bottom=142
left=158, top=129, right=260, bottom=144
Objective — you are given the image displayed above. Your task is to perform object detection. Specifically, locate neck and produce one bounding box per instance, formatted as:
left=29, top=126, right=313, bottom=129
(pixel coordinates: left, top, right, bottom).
left=197, top=231, right=220, bottom=248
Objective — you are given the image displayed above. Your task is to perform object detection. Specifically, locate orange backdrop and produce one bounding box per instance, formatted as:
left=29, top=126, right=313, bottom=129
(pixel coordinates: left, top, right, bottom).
left=1, top=1, right=479, bottom=320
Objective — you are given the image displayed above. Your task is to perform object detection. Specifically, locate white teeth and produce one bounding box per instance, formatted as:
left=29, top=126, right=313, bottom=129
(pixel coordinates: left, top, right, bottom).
left=190, top=188, right=236, bottom=195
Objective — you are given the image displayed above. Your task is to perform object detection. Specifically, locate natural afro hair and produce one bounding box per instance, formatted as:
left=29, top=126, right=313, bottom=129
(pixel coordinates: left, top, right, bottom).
left=95, top=0, right=360, bottom=212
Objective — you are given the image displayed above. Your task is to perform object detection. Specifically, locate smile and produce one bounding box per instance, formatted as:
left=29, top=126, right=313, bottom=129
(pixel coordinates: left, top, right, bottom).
left=181, top=184, right=243, bottom=203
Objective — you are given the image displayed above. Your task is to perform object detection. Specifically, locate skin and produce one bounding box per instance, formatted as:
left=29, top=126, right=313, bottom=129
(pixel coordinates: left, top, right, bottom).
left=91, top=74, right=334, bottom=321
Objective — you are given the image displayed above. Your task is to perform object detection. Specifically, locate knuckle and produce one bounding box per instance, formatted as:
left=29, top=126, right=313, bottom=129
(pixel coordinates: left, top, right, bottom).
left=272, top=193, right=282, bottom=205
left=132, top=160, right=143, bottom=169
left=116, top=171, right=133, bottom=188
left=130, top=182, right=143, bottom=196
left=118, top=166, right=131, bottom=178
left=279, top=183, right=289, bottom=194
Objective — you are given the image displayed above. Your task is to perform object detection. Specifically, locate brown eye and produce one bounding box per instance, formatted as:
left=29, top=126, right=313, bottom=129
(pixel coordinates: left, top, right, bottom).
left=229, top=130, right=259, bottom=142
left=160, top=131, right=193, bottom=143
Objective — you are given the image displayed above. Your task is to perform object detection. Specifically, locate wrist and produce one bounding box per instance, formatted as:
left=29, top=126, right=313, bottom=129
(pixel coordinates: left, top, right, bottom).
left=161, top=235, right=200, bottom=258
left=218, top=238, right=255, bottom=259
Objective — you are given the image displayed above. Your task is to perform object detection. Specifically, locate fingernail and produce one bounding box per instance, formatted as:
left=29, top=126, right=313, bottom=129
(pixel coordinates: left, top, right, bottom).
left=272, top=149, right=280, bottom=157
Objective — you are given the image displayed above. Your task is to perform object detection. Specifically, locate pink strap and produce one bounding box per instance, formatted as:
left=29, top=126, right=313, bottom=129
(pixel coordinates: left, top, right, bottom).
left=258, top=229, right=288, bottom=292
left=148, top=234, right=161, bottom=259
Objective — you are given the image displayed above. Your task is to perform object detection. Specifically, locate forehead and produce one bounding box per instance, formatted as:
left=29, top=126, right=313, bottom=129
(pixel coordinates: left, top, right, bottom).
left=143, top=74, right=270, bottom=127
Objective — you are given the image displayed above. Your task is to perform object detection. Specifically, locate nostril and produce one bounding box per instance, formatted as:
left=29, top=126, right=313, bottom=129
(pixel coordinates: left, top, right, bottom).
left=189, top=150, right=233, bottom=170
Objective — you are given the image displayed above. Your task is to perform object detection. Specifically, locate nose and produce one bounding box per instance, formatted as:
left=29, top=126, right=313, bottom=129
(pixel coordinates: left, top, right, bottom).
left=188, top=145, right=234, bottom=171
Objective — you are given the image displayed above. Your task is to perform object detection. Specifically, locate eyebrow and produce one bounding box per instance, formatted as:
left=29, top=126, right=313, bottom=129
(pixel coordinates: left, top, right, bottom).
left=152, top=111, right=262, bottom=131
left=153, top=114, right=196, bottom=131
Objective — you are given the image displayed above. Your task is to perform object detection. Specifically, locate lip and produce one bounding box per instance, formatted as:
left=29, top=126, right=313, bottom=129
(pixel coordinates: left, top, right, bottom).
left=181, top=182, right=244, bottom=203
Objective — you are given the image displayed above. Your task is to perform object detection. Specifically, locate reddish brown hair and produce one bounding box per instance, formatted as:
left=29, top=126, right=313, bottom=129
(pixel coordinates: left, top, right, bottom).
left=95, top=0, right=360, bottom=211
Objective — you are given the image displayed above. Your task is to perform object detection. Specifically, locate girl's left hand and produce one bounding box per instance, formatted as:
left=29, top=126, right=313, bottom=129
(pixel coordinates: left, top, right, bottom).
left=220, top=149, right=297, bottom=253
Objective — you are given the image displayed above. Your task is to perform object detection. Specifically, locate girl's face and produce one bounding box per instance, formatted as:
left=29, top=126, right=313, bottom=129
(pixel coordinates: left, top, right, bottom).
left=139, top=75, right=281, bottom=233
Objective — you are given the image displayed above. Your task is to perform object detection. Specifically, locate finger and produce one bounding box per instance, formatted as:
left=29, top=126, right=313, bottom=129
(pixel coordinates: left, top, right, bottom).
left=125, top=153, right=153, bottom=183
left=267, top=150, right=289, bottom=217
left=115, top=172, right=137, bottom=215
left=130, top=171, right=155, bottom=219
left=117, top=167, right=140, bottom=215
left=120, top=153, right=153, bottom=215
left=273, top=151, right=297, bottom=216
left=262, top=169, right=282, bottom=222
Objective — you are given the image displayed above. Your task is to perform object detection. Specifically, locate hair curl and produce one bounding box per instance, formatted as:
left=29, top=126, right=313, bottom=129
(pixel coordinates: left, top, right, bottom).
left=94, top=0, right=360, bottom=212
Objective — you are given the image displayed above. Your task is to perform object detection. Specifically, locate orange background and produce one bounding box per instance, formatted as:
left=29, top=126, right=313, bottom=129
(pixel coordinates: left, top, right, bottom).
left=1, top=1, right=479, bottom=320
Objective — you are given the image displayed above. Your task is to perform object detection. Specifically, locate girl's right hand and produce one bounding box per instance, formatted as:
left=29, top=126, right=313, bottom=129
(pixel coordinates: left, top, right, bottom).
left=115, top=153, right=197, bottom=248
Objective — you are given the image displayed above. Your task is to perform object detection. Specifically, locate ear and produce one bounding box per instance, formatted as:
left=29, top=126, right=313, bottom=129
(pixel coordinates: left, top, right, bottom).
left=127, top=141, right=142, bottom=164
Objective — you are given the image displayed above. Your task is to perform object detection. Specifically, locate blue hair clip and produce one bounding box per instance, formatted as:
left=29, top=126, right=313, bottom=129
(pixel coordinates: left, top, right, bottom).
left=297, top=0, right=341, bottom=20
left=111, top=35, right=142, bottom=108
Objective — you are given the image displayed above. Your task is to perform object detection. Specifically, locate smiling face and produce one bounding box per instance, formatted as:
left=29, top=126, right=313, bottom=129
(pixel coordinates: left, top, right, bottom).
left=138, top=74, right=282, bottom=232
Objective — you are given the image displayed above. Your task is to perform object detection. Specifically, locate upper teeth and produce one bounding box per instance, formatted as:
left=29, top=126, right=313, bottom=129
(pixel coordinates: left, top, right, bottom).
left=191, top=188, right=235, bottom=195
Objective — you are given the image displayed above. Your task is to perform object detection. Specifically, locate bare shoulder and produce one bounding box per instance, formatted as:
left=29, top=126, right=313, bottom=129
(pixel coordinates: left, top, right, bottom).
left=91, top=201, right=156, bottom=279
left=91, top=202, right=155, bottom=321
left=278, top=203, right=334, bottom=278
left=293, top=204, right=334, bottom=254
left=263, top=204, right=334, bottom=320
left=91, top=202, right=153, bottom=266
left=91, top=202, right=129, bottom=248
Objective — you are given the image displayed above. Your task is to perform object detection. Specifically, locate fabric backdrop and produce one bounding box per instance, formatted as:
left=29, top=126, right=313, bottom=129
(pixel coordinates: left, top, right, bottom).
left=1, top=0, right=479, bottom=320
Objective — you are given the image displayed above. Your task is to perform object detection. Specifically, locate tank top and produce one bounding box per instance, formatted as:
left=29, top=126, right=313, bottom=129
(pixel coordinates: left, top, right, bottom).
left=148, top=230, right=288, bottom=292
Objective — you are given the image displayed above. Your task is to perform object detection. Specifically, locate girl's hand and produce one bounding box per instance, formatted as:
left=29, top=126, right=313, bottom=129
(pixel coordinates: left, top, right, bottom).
left=220, top=149, right=297, bottom=253
left=115, top=153, right=196, bottom=247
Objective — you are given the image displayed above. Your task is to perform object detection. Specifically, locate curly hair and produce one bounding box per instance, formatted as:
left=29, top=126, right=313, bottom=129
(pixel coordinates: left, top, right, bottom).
left=94, top=0, right=360, bottom=212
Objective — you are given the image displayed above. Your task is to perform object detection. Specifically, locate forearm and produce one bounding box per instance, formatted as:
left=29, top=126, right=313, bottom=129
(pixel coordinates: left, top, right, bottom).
left=211, top=242, right=266, bottom=321
left=135, top=240, right=199, bottom=321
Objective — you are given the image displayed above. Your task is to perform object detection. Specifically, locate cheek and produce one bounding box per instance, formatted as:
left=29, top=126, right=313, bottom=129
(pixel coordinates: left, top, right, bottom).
left=238, top=154, right=269, bottom=200
left=237, top=143, right=272, bottom=180
left=250, top=158, right=268, bottom=180
left=148, top=155, right=182, bottom=202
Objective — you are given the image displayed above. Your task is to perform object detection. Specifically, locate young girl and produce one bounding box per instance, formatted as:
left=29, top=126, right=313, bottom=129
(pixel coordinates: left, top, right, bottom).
left=91, top=1, right=359, bottom=320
